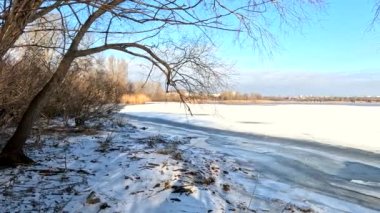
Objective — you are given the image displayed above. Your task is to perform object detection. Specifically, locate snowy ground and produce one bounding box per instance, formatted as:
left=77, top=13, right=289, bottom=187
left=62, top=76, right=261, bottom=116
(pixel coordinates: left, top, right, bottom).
left=121, top=102, right=380, bottom=153
left=0, top=117, right=314, bottom=213
left=1, top=103, right=379, bottom=212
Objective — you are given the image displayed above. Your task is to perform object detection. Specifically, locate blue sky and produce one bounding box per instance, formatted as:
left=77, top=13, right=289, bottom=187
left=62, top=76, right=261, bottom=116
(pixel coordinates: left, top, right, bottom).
left=115, top=0, right=380, bottom=96
left=221, top=0, right=380, bottom=96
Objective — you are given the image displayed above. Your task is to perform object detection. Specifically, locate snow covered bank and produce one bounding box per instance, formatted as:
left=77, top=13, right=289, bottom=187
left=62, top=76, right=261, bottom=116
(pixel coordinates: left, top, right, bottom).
left=121, top=102, right=380, bottom=153
left=1, top=114, right=379, bottom=212
left=0, top=118, right=315, bottom=212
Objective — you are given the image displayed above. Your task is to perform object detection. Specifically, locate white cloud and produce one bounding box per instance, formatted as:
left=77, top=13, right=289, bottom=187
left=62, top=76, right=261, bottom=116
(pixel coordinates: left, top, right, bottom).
left=235, top=70, right=380, bottom=96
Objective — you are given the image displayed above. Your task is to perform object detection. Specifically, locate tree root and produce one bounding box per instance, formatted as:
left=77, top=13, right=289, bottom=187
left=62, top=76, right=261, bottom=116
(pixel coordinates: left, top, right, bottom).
left=0, top=151, right=35, bottom=168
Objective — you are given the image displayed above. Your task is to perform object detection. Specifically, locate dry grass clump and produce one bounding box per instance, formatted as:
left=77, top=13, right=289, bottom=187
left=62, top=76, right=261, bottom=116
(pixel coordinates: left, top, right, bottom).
left=119, top=94, right=151, bottom=105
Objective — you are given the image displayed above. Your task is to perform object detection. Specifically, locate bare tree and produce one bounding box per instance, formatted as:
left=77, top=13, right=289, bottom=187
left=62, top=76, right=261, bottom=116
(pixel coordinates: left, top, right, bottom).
left=106, top=56, right=128, bottom=102
left=0, top=0, right=320, bottom=166
left=0, top=0, right=63, bottom=60
left=374, top=1, right=380, bottom=24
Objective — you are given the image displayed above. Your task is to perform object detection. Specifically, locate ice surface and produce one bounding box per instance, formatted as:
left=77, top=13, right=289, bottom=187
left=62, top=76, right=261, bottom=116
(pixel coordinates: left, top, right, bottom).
left=121, top=102, right=380, bottom=153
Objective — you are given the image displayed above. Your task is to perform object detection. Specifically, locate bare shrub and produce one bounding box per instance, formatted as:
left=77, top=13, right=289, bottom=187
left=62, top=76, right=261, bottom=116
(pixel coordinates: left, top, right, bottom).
left=1, top=55, right=128, bottom=129
left=0, top=51, right=52, bottom=128
left=44, top=57, right=128, bottom=126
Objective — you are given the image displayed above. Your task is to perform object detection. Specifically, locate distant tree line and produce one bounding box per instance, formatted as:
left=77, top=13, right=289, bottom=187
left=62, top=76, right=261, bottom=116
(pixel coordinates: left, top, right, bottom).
left=124, top=85, right=380, bottom=103
left=268, top=96, right=380, bottom=103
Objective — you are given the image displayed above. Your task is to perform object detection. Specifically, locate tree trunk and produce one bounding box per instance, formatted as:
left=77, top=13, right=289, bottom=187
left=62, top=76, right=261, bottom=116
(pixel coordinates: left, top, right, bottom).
left=0, top=54, right=75, bottom=167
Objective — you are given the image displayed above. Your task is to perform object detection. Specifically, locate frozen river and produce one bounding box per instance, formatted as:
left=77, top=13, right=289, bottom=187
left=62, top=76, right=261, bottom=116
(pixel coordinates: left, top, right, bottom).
left=121, top=103, right=380, bottom=212
left=121, top=102, right=380, bottom=153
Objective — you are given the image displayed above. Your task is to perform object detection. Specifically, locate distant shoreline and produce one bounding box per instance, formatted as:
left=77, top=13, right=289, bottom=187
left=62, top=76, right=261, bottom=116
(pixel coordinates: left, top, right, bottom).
left=206, top=100, right=380, bottom=105
left=154, top=99, right=380, bottom=106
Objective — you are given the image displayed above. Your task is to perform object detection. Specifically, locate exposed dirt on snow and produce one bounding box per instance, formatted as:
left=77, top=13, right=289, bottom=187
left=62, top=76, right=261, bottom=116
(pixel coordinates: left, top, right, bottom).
left=0, top=117, right=313, bottom=213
